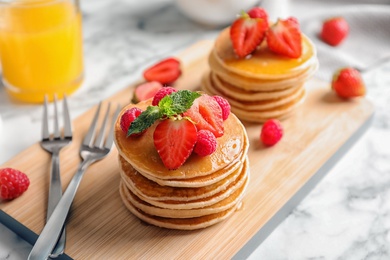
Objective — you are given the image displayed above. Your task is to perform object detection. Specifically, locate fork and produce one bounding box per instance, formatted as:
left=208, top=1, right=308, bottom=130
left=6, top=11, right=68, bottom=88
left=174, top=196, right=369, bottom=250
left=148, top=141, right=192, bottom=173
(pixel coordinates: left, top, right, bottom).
left=28, top=102, right=120, bottom=260
left=41, top=94, right=72, bottom=258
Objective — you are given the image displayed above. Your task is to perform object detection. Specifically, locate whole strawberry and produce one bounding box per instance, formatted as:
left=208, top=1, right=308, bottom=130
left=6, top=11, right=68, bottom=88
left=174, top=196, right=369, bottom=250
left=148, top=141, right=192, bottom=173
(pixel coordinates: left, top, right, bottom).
left=260, top=119, right=283, bottom=146
left=320, top=17, right=349, bottom=46
left=332, top=67, right=366, bottom=98
left=0, top=168, right=30, bottom=200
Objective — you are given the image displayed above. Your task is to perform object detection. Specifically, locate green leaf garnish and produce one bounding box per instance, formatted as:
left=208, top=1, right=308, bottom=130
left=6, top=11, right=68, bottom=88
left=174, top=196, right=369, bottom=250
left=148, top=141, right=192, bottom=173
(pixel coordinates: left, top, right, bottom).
left=127, top=90, right=201, bottom=137
left=160, top=90, right=201, bottom=117
left=127, top=106, right=161, bottom=137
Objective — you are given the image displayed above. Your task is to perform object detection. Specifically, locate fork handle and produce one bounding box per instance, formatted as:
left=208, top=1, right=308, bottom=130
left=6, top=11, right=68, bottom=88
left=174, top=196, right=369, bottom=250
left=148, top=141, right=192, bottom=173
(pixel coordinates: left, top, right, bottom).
left=28, top=159, right=93, bottom=260
left=47, top=151, right=66, bottom=257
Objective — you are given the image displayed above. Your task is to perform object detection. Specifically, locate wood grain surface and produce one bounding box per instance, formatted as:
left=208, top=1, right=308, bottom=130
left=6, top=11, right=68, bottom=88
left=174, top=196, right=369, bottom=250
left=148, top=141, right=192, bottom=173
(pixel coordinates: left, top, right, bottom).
left=0, top=41, right=374, bottom=259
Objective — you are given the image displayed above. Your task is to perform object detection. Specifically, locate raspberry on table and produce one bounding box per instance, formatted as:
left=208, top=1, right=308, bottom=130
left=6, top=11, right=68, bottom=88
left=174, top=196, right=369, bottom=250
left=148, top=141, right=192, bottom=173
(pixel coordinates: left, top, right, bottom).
left=260, top=119, right=283, bottom=146
left=120, top=107, right=143, bottom=135
left=152, top=87, right=177, bottom=106
left=213, top=95, right=231, bottom=121
left=0, top=168, right=30, bottom=200
left=194, top=130, right=217, bottom=157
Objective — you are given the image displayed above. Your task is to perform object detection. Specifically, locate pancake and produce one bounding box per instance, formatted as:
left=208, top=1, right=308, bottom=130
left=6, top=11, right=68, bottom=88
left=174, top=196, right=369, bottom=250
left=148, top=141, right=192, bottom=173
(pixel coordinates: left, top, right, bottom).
left=210, top=71, right=303, bottom=101
left=137, top=156, right=244, bottom=188
left=114, top=100, right=249, bottom=180
left=213, top=28, right=317, bottom=80
left=208, top=49, right=319, bottom=91
left=118, top=161, right=249, bottom=229
left=119, top=155, right=244, bottom=201
left=120, top=187, right=240, bottom=230
left=125, top=159, right=249, bottom=210
left=119, top=165, right=248, bottom=218
left=202, top=72, right=306, bottom=111
left=231, top=89, right=306, bottom=123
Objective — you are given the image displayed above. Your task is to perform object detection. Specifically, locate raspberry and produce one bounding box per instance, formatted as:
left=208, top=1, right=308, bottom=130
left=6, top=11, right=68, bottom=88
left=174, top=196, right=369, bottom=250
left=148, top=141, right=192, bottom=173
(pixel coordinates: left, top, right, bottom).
left=247, top=7, right=269, bottom=23
left=152, top=87, right=177, bottom=106
left=194, top=130, right=217, bottom=157
left=260, top=119, right=283, bottom=146
left=120, top=107, right=143, bottom=135
left=0, top=168, right=30, bottom=200
left=213, top=95, right=231, bottom=121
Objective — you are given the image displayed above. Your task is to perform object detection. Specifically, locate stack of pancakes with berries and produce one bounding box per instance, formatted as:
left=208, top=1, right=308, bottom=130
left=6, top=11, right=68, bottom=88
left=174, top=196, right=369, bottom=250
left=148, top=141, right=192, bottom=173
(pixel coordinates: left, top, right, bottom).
left=202, top=7, right=318, bottom=123
left=114, top=88, right=249, bottom=230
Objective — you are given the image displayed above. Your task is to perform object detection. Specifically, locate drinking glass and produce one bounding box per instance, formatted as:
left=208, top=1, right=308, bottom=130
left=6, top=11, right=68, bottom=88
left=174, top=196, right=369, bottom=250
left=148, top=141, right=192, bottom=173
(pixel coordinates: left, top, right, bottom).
left=0, top=0, right=84, bottom=103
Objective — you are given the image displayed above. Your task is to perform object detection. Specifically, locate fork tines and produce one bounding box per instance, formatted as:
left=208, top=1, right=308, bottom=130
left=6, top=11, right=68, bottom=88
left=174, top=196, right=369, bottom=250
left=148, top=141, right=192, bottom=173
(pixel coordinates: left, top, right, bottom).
left=42, top=94, right=72, bottom=142
left=83, top=102, right=120, bottom=149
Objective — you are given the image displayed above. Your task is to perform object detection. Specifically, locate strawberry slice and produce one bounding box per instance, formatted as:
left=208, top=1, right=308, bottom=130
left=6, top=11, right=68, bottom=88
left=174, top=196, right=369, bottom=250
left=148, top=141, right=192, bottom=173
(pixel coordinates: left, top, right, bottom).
left=184, top=94, right=224, bottom=138
left=153, top=118, right=197, bottom=170
left=132, top=81, right=163, bottom=103
left=143, top=57, right=181, bottom=85
left=230, top=13, right=268, bottom=58
left=266, top=17, right=302, bottom=59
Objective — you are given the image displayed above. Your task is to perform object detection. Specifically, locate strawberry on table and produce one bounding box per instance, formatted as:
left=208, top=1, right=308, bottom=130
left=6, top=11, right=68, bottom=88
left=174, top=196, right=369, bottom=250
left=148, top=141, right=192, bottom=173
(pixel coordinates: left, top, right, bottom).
left=230, top=11, right=269, bottom=58
left=143, top=57, right=181, bottom=85
left=153, top=118, right=198, bottom=170
left=332, top=67, right=366, bottom=98
left=320, top=17, right=349, bottom=46
left=132, top=81, right=163, bottom=103
left=266, top=17, right=302, bottom=59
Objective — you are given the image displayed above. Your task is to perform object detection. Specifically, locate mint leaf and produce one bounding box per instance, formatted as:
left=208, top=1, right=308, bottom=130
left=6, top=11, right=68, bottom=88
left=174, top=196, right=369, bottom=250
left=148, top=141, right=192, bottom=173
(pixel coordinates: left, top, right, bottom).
left=127, top=106, right=161, bottom=137
left=126, top=90, right=201, bottom=137
left=159, top=90, right=200, bottom=117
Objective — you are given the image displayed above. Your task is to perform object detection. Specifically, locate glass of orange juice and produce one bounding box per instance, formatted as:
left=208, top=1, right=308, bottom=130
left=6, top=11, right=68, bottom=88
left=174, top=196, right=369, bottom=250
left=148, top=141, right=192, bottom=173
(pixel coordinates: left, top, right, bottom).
left=0, top=0, right=84, bottom=103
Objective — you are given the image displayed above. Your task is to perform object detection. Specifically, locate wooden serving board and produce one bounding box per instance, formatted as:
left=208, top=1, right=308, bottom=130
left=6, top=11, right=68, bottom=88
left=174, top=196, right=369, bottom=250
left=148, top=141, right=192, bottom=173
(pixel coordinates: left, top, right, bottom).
left=0, top=41, right=374, bottom=259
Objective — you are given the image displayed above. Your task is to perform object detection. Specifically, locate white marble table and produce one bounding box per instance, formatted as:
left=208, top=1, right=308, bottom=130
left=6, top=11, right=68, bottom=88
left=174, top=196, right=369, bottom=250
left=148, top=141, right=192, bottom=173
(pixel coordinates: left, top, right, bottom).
left=1, top=0, right=390, bottom=259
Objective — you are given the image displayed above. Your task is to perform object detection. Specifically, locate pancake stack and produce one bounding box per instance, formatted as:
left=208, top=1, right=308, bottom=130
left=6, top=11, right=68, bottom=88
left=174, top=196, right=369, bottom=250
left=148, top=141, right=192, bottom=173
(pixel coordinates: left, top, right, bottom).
left=114, top=100, right=250, bottom=230
left=202, top=28, right=319, bottom=123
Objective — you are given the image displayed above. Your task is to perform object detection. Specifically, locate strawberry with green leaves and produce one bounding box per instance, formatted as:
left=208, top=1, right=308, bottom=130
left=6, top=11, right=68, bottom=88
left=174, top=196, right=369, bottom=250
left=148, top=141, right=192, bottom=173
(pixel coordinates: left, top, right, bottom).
left=127, top=90, right=200, bottom=137
left=230, top=10, right=269, bottom=58
left=266, top=17, right=302, bottom=59
left=128, top=90, right=201, bottom=170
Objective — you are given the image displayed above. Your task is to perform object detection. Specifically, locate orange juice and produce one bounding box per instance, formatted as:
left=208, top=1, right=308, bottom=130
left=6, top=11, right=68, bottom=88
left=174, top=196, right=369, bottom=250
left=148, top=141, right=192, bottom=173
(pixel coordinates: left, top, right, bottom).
left=0, top=0, right=84, bottom=103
